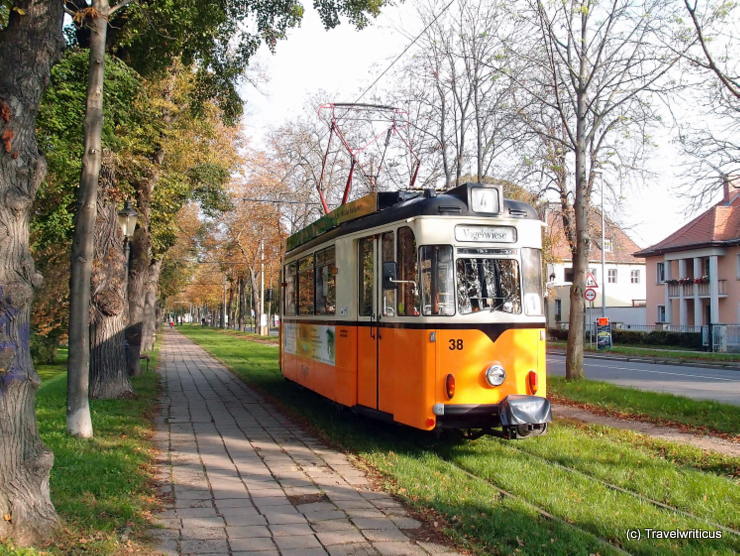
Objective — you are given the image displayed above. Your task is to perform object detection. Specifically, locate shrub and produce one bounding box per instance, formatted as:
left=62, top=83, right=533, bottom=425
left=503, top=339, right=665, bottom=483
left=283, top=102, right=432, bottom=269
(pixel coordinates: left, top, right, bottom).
left=30, top=333, right=59, bottom=364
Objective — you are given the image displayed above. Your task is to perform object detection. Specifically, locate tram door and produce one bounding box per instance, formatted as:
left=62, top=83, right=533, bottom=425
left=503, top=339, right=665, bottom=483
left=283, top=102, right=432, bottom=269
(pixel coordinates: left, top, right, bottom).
left=357, top=236, right=379, bottom=408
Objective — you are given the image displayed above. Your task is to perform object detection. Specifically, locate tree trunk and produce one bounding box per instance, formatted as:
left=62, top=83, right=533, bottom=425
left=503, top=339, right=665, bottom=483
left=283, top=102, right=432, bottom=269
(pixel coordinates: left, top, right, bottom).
left=0, top=0, right=64, bottom=544
left=140, top=259, right=161, bottom=353
left=565, top=22, right=590, bottom=381
left=67, top=0, right=111, bottom=437
left=125, top=184, right=150, bottom=375
left=89, top=163, right=133, bottom=399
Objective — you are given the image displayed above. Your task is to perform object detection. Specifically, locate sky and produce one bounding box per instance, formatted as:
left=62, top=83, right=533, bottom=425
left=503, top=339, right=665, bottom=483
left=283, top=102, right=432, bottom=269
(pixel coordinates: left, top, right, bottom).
left=238, top=2, right=716, bottom=250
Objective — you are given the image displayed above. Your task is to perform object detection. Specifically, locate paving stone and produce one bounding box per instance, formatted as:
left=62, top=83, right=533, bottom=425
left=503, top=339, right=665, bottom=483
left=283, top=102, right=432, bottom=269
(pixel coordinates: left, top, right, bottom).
left=311, top=519, right=359, bottom=532
left=297, top=502, right=339, bottom=514
left=351, top=518, right=401, bottom=531
left=305, top=510, right=349, bottom=522
left=181, top=516, right=225, bottom=529
left=182, top=526, right=226, bottom=540
left=228, top=537, right=277, bottom=552
left=147, top=528, right=180, bottom=541
left=226, top=525, right=271, bottom=539
left=222, top=513, right=268, bottom=526
left=176, top=507, right=217, bottom=518
left=179, top=539, right=229, bottom=553
left=262, top=509, right=308, bottom=525
left=269, top=523, right=315, bottom=536
left=361, top=528, right=408, bottom=542
left=316, top=530, right=369, bottom=546
left=371, top=541, right=427, bottom=555
left=216, top=498, right=257, bottom=510
left=273, top=534, right=324, bottom=551
left=280, top=549, right=329, bottom=556
left=390, top=516, right=422, bottom=530
left=326, top=542, right=378, bottom=556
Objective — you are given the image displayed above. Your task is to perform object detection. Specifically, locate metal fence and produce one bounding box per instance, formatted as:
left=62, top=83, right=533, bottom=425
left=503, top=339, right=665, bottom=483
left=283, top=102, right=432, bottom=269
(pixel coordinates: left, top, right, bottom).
left=554, top=322, right=740, bottom=353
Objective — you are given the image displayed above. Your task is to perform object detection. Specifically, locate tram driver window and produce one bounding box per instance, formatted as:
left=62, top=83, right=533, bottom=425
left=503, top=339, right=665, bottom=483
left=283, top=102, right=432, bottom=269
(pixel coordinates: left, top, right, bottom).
left=314, top=247, right=336, bottom=315
left=397, top=226, right=420, bottom=316
left=457, top=258, right=521, bottom=314
left=359, top=238, right=374, bottom=316
left=521, top=248, right=544, bottom=315
left=381, top=232, right=396, bottom=317
left=420, top=245, right=455, bottom=316
left=298, top=256, right=314, bottom=315
left=284, top=262, right=298, bottom=316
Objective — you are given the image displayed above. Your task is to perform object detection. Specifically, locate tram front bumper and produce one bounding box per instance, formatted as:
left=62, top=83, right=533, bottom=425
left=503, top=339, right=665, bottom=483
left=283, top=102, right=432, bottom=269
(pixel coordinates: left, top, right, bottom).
left=434, top=395, right=552, bottom=429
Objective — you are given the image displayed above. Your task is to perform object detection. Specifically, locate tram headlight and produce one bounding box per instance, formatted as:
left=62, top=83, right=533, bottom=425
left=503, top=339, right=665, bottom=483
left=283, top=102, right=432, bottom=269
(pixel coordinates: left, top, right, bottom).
left=484, top=364, right=506, bottom=387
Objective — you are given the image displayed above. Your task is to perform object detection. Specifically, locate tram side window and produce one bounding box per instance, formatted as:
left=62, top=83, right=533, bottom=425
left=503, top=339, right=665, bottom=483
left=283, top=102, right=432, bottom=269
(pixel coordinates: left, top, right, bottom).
left=521, top=248, right=544, bottom=315
left=284, top=262, right=298, bottom=316
left=315, top=246, right=336, bottom=315
left=397, top=226, right=420, bottom=316
left=298, top=256, right=314, bottom=315
left=381, top=231, right=396, bottom=317
left=358, top=238, right=374, bottom=316
left=457, top=258, right=521, bottom=314
left=420, top=245, right=455, bottom=316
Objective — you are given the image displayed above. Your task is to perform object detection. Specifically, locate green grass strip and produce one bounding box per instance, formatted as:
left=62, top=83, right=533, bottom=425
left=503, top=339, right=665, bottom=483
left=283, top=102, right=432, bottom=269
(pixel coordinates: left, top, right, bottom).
left=179, top=325, right=739, bottom=555
left=0, top=346, right=160, bottom=555
left=548, top=376, right=740, bottom=435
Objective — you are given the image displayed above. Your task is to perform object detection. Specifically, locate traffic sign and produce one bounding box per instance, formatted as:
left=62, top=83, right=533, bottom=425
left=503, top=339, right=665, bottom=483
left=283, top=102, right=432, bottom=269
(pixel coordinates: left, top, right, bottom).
left=585, top=271, right=599, bottom=288
left=584, top=287, right=597, bottom=302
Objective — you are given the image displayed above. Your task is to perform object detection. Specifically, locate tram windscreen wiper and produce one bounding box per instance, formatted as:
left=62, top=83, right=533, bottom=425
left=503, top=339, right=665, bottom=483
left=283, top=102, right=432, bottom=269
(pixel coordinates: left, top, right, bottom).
left=456, top=258, right=521, bottom=315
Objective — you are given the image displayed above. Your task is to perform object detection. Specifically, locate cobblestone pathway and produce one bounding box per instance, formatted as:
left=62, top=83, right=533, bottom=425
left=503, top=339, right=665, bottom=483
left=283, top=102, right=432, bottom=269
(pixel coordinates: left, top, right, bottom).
left=151, top=330, right=458, bottom=555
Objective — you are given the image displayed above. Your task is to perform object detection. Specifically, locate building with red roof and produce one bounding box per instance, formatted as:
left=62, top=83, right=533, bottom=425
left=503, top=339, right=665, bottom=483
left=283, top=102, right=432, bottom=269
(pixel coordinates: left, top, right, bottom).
left=634, top=177, right=740, bottom=338
left=545, top=205, right=646, bottom=328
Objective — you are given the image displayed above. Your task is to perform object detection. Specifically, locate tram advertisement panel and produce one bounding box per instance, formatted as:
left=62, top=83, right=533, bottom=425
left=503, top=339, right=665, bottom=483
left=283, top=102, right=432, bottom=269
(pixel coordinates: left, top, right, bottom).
left=283, top=322, right=336, bottom=365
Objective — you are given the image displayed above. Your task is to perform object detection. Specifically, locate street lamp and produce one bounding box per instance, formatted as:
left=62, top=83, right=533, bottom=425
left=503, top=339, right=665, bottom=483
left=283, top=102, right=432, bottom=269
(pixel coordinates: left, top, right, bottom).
left=117, top=200, right=138, bottom=241
left=118, top=200, right=138, bottom=267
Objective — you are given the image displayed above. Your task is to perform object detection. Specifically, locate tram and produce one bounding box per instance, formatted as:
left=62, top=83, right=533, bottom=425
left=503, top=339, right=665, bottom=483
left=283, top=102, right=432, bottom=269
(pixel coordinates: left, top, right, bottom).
left=279, top=182, right=551, bottom=438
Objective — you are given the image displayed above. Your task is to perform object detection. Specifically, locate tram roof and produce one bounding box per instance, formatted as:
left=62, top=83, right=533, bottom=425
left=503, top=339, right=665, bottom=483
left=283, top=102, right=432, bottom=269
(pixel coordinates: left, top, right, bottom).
left=285, top=182, right=539, bottom=255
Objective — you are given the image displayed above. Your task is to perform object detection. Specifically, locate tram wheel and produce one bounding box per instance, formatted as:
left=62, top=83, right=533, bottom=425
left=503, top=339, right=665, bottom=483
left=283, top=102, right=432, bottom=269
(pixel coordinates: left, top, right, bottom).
left=515, top=423, right=547, bottom=438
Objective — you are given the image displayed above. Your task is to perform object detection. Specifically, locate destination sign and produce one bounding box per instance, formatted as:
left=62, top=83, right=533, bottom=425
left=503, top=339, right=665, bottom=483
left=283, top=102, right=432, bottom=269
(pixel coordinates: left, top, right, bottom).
left=287, top=194, right=379, bottom=251
left=455, top=225, right=517, bottom=243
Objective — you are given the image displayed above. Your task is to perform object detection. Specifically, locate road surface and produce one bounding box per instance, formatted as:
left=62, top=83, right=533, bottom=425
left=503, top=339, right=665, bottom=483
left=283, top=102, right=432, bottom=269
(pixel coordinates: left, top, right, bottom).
left=547, top=354, right=740, bottom=406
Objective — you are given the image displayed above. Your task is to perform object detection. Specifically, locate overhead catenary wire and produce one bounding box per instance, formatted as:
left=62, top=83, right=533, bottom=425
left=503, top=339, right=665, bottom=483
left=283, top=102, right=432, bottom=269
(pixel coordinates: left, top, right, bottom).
left=353, top=0, right=456, bottom=104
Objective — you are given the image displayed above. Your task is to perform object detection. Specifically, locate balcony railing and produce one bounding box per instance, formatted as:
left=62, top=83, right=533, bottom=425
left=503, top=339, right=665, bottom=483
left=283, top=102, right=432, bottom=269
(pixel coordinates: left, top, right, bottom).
left=667, top=279, right=727, bottom=298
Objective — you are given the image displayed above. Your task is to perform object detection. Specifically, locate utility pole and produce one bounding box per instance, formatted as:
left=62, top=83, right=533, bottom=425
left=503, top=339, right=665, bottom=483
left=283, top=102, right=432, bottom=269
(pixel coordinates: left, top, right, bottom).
left=594, top=169, right=606, bottom=319
left=259, top=239, right=267, bottom=335
left=601, top=181, right=606, bottom=318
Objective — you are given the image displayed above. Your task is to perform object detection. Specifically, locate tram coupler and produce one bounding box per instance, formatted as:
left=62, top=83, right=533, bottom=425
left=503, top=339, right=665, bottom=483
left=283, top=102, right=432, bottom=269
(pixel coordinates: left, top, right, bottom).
left=498, top=395, right=552, bottom=439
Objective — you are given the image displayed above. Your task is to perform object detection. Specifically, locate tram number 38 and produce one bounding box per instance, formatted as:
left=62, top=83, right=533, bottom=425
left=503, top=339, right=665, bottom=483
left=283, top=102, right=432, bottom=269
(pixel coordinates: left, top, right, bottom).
left=448, top=339, right=464, bottom=350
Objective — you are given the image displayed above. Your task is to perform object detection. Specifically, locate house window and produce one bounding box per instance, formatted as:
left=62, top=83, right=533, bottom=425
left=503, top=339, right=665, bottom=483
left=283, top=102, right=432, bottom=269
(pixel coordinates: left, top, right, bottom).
left=564, top=267, right=574, bottom=283
left=657, top=305, right=666, bottom=323
left=608, top=269, right=617, bottom=283
left=630, top=269, right=640, bottom=284
left=603, top=238, right=613, bottom=252
left=657, top=262, right=665, bottom=283
left=554, top=299, right=562, bottom=321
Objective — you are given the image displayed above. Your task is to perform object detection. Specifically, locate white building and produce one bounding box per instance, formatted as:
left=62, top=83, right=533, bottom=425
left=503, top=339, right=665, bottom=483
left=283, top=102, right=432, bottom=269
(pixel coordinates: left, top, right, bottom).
left=545, top=206, right=647, bottom=328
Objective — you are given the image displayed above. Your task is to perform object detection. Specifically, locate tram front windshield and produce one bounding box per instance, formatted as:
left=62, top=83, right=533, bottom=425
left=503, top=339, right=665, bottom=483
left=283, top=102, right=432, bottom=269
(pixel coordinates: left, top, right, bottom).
left=456, top=258, right=521, bottom=314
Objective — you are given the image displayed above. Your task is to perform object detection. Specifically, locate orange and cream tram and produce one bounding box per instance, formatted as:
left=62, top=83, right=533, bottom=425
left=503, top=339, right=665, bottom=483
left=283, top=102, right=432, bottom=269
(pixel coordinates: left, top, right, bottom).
left=279, top=182, right=551, bottom=438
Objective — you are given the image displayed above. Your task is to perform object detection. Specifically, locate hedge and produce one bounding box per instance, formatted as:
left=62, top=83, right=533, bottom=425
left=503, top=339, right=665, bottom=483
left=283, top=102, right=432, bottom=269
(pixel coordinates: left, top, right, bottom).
left=547, top=327, right=702, bottom=349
